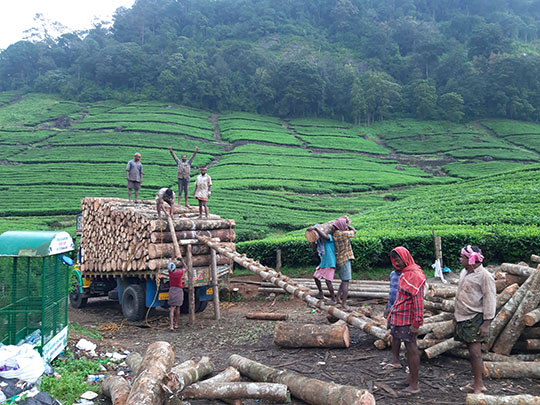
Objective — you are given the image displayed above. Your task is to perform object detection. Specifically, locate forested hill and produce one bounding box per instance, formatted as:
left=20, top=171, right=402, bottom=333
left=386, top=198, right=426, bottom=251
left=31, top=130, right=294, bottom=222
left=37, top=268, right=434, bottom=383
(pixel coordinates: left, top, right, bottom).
left=2, top=0, right=540, bottom=123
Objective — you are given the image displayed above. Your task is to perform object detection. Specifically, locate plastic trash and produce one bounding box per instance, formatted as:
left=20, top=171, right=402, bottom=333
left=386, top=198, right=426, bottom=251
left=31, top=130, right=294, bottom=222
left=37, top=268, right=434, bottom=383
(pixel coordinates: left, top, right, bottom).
left=76, top=339, right=97, bottom=353
left=0, top=344, right=46, bottom=383
left=442, top=267, right=452, bottom=273
left=18, top=330, right=41, bottom=347
left=86, top=374, right=105, bottom=383
left=431, top=259, right=448, bottom=284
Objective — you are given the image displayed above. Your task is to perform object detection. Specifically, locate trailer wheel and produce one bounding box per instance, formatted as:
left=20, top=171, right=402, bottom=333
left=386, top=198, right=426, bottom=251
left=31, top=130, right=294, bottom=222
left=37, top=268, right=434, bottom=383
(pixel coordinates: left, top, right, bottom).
left=69, top=282, right=88, bottom=308
left=122, top=284, right=146, bottom=321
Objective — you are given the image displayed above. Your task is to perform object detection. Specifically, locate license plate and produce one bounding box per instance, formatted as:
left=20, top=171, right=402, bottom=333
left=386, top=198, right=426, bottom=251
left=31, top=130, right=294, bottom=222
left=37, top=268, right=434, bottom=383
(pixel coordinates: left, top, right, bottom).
left=206, top=287, right=213, bottom=295
left=158, top=292, right=169, bottom=301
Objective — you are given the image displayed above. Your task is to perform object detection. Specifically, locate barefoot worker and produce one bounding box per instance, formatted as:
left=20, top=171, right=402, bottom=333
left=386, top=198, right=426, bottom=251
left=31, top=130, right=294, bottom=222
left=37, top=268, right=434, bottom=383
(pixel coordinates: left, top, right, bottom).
left=193, top=167, right=212, bottom=218
left=126, top=152, right=143, bottom=202
left=387, top=246, right=425, bottom=395
left=156, top=187, right=175, bottom=220
left=168, top=257, right=185, bottom=331
left=332, top=216, right=356, bottom=311
left=308, top=225, right=337, bottom=304
left=454, top=245, right=496, bottom=394
left=169, top=146, right=199, bottom=207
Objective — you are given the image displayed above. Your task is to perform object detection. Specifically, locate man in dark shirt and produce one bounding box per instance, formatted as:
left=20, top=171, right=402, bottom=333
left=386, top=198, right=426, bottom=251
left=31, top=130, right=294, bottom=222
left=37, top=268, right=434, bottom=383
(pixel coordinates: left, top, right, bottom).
left=126, top=152, right=143, bottom=202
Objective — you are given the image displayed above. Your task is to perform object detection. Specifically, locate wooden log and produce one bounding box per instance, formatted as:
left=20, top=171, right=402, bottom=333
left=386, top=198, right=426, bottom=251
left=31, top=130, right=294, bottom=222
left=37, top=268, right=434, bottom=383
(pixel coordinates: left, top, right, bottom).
left=501, top=263, right=534, bottom=277
left=424, top=338, right=464, bottom=359
left=524, top=307, right=540, bottom=326
left=126, top=341, right=175, bottom=405
left=448, top=348, right=540, bottom=362
left=486, top=267, right=539, bottom=350
left=523, top=327, right=540, bottom=339
left=101, top=376, right=130, bottom=405
left=167, top=215, right=182, bottom=259
left=417, top=339, right=444, bottom=349
left=181, top=382, right=290, bottom=402
left=246, top=312, right=289, bottom=321
left=188, top=366, right=241, bottom=405
left=496, top=284, right=519, bottom=310
left=466, top=393, right=540, bottom=404
left=492, top=269, right=540, bottom=355
left=126, top=352, right=143, bottom=376
left=163, top=356, right=215, bottom=395
left=304, top=217, right=345, bottom=241
left=505, top=274, right=528, bottom=286
left=427, top=284, right=457, bottom=298
left=430, top=320, right=454, bottom=339
left=151, top=229, right=236, bottom=243
left=483, top=361, right=540, bottom=379
left=423, top=312, right=454, bottom=323
left=495, top=279, right=507, bottom=293
left=150, top=218, right=236, bottom=232
left=187, top=245, right=195, bottom=325
left=229, top=354, right=375, bottom=405
left=148, top=254, right=231, bottom=270
left=274, top=320, right=350, bottom=348
left=258, top=287, right=388, bottom=299
left=531, top=254, right=540, bottom=264
left=523, top=339, right=540, bottom=350
left=210, top=248, right=220, bottom=320
left=199, top=238, right=391, bottom=345
left=148, top=242, right=235, bottom=259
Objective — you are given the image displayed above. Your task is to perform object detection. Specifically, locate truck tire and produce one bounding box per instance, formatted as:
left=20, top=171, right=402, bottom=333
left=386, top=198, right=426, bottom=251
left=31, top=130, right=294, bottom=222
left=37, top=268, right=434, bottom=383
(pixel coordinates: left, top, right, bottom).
left=180, top=288, right=208, bottom=314
left=69, top=289, right=88, bottom=308
left=122, top=284, right=146, bottom=321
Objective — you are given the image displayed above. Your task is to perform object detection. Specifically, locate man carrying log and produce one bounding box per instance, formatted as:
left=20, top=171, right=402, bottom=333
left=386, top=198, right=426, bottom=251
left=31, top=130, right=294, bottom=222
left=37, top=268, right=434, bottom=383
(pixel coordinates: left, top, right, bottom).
left=308, top=225, right=337, bottom=304
left=332, top=216, right=356, bottom=311
left=169, top=146, right=199, bottom=207
left=454, top=245, right=496, bottom=394
left=387, top=247, right=425, bottom=396
left=126, top=152, right=143, bottom=202
left=156, top=187, right=175, bottom=220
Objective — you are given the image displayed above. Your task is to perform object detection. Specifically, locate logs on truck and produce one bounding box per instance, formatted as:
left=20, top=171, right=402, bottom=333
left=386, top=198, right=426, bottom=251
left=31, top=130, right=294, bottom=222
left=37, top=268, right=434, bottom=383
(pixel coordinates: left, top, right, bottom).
left=79, top=197, right=236, bottom=273
left=101, top=341, right=375, bottom=404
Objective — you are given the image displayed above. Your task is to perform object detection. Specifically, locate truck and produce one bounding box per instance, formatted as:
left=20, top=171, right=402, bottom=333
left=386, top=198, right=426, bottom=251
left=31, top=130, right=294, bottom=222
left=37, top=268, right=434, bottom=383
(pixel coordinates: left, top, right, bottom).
left=70, top=198, right=236, bottom=321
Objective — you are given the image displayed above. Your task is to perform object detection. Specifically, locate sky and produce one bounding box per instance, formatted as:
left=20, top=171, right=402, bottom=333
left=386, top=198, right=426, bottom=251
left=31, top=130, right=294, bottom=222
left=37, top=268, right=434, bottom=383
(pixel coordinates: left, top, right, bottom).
left=0, top=0, right=136, bottom=49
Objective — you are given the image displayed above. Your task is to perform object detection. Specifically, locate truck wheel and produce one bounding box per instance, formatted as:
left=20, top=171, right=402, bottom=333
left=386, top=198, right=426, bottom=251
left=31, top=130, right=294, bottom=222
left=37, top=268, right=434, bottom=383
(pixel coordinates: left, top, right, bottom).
left=180, top=288, right=208, bottom=314
left=122, top=284, right=146, bottom=321
left=69, top=281, right=88, bottom=308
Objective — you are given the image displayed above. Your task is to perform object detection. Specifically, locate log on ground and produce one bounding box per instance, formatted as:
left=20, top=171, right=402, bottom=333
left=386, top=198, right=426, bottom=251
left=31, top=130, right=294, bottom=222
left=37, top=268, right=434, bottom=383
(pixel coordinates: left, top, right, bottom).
left=424, top=338, right=464, bottom=359
left=101, top=376, right=130, bottom=405
left=229, top=354, right=375, bottom=405
left=126, top=341, right=175, bottom=405
left=181, top=382, right=290, bottom=402
left=163, top=356, right=215, bottom=395
left=523, top=327, right=540, bottom=339
left=523, top=307, right=540, bottom=326
left=483, top=361, right=540, bottom=378
left=126, top=352, right=143, bottom=376
left=501, top=263, right=534, bottom=277
left=246, top=312, right=288, bottom=321
left=273, top=320, right=350, bottom=348
left=466, top=393, right=540, bottom=404
left=448, top=348, right=540, bottom=362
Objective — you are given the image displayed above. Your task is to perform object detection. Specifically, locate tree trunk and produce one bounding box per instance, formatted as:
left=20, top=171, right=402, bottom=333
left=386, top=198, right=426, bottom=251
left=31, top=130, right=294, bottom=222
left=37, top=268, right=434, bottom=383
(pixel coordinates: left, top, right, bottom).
left=163, top=356, right=215, bottom=395
left=246, top=312, right=289, bottom=321
left=483, top=361, right=540, bottom=379
left=228, top=354, right=376, bottom=405
left=523, top=307, right=540, bottom=326
left=501, top=263, right=534, bottom=277
left=181, top=382, right=290, bottom=402
left=424, top=338, right=464, bottom=359
left=274, top=320, right=350, bottom=348
left=101, top=376, right=130, bottom=405
left=186, top=366, right=241, bottom=405
left=492, top=270, right=540, bottom=355
left=126, top=352, right=143, bottom=376
left=126, top=341, right=175, bottom=405
left=466, top=393, right=540, bottom=404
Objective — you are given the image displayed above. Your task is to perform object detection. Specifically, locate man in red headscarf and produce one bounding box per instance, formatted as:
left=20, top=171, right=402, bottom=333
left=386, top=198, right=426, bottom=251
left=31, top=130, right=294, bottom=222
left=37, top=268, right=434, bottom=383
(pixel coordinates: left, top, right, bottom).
left=454, top=245, right=495, bottom=394
left=388, top=246, right=425, bottom=395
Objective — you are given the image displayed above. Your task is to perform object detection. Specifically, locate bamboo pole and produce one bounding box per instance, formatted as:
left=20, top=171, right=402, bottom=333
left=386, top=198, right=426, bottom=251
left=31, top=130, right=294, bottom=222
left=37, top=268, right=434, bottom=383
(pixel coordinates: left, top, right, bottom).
left=229, top=354, right=375, bottom=405
left=198, top=238, right=391, bottom=345
left=187, top=245, right=195, bottom=325
left=210, top=248, right=220, bottom=320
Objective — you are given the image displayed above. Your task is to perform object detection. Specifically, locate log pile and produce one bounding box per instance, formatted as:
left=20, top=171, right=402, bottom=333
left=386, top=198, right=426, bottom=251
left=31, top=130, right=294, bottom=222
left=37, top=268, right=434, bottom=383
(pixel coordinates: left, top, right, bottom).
left=416, top=259, right=540, bottom=370
left=79, top=197, right=236, bottom=273
left=101, top=341, right=375, bottom=404
left=259, top=279, right=390, bottom=299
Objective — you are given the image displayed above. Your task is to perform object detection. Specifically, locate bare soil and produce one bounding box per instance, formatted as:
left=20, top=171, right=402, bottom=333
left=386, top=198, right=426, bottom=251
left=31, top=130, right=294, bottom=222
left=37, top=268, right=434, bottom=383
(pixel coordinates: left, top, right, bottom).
left=68, top=275, right=540, bottom=405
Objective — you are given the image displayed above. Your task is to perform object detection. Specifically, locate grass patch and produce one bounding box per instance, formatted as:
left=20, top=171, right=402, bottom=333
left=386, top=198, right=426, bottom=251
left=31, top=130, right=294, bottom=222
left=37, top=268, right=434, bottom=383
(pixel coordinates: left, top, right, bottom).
left=69, top=322, right=102, bottom=340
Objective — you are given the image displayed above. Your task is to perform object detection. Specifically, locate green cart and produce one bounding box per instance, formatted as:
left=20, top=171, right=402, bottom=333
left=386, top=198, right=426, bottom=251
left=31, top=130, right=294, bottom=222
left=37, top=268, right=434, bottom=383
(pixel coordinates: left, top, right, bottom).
left=0, top=231, right=74, bottom=362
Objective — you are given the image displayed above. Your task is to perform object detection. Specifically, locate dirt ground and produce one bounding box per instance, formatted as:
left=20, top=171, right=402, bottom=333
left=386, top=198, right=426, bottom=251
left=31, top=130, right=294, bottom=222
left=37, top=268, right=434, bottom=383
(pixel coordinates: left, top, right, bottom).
left=68, top=275, right=540, bottom=405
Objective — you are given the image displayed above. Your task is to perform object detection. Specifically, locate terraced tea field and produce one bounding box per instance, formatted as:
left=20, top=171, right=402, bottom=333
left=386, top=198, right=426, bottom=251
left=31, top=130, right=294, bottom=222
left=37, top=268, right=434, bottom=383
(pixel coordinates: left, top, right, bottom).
left=1, top=93, right=539, bottom=263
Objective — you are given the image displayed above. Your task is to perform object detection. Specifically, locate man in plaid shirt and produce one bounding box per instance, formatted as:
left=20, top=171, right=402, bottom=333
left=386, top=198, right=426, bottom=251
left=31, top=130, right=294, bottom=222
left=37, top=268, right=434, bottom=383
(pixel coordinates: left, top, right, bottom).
left=388, top=247, right=425, bottom=396
left=332, top=216, right=356, bottom=311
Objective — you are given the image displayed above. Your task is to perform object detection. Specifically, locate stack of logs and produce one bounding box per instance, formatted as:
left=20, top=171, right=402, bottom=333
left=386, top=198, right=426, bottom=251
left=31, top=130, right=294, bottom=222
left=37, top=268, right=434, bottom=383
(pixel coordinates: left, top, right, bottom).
left=79, top=198, right=235, bottom=273
left=101, top=341, right=376, bottom=405
left=415, top=255, right=540, bottom=380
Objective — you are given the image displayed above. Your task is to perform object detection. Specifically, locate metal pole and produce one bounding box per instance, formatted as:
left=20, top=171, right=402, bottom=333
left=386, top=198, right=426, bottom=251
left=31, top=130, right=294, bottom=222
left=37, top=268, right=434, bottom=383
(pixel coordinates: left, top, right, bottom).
left=210, top=249, right=220, bottom=320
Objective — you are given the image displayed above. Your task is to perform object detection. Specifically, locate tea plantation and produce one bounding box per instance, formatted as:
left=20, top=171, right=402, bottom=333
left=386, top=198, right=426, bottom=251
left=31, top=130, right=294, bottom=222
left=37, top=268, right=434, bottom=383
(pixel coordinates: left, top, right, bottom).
left=1, top=93, right=539, bottom=269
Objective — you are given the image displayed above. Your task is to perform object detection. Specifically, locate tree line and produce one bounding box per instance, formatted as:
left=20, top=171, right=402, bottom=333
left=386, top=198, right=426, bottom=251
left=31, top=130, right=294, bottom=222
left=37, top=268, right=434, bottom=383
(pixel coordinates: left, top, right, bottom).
left=2, top=0, right=540, bottom=123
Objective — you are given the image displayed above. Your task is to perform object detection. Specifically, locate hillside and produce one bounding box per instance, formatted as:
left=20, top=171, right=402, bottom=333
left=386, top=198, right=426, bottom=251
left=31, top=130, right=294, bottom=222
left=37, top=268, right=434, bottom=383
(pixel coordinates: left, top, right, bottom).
left=1, top=92, right=540, bottom=266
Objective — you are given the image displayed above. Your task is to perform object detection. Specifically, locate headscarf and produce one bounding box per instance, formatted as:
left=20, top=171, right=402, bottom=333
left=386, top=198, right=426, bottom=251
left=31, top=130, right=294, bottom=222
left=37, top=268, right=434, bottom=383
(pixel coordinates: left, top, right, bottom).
left=391, top=246, right=426, bottom=296
left=333, top=217, right=349, bottom=232
left=461, top=245, right=484, bottom=265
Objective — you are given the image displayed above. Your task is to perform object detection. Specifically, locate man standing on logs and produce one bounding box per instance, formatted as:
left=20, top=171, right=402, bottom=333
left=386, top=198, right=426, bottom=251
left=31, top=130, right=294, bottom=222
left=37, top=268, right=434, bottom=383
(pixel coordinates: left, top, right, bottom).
left=388, top=247, right=425, bottom=396
left=332, top=216, right=356, bottom=312
left=126, top=152, right=143, bottom=202
left=194, top=167, right=212, bottom=219
left=454, top=245, right=496, bottom=394
left=169, top=146, right=199, bottom=207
